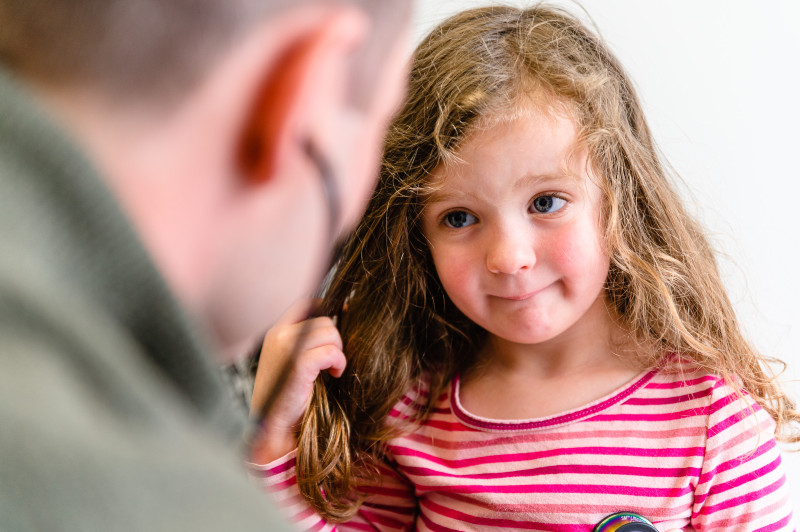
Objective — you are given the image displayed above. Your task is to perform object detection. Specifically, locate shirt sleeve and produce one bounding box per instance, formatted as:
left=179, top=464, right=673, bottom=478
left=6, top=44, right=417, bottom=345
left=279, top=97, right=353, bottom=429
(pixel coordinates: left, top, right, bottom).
left=691, top=379, right=795, bottom=531
left=248, top=449, right=417, bottom=531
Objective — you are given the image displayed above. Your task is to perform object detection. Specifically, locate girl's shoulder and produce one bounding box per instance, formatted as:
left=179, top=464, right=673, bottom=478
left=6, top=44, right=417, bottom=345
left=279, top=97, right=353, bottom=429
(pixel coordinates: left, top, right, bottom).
left=653, top=357, right=769, bottom=426
left=651, top=358, right=731, bottom=392
left=655, top=357, right=743, bottom=391
left=386, top=373, right=428, bottom=420
left=386, top=372, right=450, bottom=426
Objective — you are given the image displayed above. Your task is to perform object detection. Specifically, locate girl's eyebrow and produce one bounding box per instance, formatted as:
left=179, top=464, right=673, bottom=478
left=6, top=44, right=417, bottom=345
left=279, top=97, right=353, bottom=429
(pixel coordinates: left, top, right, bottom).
left=426, top=172, right=576, bottom=206
left=426, top=188, right=480, bottom=205
left=514, top=172, right=575, bottom=190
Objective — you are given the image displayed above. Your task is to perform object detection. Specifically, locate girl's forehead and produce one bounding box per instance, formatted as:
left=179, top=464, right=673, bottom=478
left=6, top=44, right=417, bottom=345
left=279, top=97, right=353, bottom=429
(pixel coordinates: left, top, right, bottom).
left=473, top=93, right=577, bottom=132
left=430, top=102, right=592, bottom=189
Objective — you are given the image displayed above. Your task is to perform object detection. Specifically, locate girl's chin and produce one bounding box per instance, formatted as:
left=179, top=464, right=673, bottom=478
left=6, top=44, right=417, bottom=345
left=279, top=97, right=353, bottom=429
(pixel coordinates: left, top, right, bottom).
left=485, top=326, right=561, bottom=347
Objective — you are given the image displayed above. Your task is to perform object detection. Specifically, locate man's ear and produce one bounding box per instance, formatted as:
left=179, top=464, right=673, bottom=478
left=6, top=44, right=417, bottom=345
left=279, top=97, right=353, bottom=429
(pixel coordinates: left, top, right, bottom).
left=237, top=7, right=368, bottom=183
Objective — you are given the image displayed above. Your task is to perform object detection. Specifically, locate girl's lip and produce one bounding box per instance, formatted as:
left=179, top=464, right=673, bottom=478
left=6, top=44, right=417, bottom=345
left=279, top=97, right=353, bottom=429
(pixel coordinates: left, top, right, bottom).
left=495, top=288, right=542, bottom=301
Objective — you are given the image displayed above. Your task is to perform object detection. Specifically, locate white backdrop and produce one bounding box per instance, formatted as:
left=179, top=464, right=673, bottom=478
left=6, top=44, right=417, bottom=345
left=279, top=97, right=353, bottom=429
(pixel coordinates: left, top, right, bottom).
left=412, top=0, right=800, bottom=512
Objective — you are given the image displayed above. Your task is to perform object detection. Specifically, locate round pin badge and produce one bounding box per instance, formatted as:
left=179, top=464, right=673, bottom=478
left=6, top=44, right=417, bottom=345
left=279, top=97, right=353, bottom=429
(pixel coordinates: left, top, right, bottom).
left=593, top=512, right=659, bottom=532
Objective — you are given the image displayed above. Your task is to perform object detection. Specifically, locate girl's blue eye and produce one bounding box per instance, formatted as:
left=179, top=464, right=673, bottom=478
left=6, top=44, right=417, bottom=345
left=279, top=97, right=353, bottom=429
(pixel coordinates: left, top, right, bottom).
left=531, top=195, right=566, bottom=214
left=443, top=210, right=477, bottom=228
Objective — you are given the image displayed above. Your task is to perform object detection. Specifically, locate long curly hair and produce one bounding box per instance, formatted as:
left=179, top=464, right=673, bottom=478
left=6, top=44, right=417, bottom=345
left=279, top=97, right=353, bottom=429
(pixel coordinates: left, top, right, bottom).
left=296, top=4, right=800, bottom=520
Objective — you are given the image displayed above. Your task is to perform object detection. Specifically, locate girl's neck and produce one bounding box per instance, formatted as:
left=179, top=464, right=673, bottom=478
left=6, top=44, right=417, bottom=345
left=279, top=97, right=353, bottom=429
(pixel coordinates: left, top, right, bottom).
left=459, top=297, right=651, bottom=420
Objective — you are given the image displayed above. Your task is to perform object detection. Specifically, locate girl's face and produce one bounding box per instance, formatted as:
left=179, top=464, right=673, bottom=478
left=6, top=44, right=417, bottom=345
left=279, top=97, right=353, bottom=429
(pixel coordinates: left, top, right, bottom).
left=422, top=105, right=610, bottom=347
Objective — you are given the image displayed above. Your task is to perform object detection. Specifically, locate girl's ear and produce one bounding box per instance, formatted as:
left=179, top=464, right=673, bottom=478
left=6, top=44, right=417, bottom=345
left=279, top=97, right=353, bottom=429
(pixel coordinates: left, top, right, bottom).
left=237, top=7, right=368, bottom=184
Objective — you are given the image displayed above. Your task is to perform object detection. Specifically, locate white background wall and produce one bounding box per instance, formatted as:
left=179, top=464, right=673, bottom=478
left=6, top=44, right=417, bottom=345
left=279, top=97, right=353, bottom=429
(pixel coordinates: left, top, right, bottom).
left=412, top=0, right=800, bottom=512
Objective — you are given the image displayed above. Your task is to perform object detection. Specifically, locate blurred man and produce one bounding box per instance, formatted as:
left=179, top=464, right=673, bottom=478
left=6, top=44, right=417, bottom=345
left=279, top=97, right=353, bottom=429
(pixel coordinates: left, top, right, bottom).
left=0, top=0, right=410, bottom=529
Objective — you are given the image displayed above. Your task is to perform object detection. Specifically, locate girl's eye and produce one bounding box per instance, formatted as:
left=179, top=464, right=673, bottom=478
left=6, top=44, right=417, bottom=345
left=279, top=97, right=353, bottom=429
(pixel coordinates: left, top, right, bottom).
left=443, top=210, right=477, bottom=229
left=531, top=195, right=566, bottom=214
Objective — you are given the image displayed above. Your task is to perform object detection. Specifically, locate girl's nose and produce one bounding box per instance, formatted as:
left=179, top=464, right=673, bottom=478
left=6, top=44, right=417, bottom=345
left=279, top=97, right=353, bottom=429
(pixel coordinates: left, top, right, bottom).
left=485, top=228, right=536, bottom=275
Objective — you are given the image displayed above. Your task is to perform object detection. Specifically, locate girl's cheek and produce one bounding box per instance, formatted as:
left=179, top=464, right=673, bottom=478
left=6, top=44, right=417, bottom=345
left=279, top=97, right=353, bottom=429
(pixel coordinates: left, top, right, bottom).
left=437, top=256, right=472, bottom=286
left=553, top=224, right=608, bottom=273
left=432, top=246, right=475, bottom=294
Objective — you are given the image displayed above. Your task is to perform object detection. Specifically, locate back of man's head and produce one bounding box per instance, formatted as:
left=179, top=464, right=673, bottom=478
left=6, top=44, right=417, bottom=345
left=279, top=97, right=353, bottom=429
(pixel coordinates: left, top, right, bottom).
left=0, top=0, right=407, bottom=108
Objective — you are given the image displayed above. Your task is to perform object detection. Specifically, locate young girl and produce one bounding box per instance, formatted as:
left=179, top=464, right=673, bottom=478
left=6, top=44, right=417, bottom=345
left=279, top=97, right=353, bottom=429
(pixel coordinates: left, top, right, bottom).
left=249, top=5, right=798, bottom=530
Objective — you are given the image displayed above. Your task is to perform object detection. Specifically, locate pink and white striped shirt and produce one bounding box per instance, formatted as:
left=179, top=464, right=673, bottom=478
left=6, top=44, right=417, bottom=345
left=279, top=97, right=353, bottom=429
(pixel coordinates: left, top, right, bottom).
left=251, top=364, right=795, bottom=531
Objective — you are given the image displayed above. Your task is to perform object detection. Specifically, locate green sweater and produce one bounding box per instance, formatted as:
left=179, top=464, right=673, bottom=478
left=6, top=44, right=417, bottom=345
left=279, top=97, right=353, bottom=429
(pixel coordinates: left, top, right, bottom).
left=0, top=69, right=290, bottom=530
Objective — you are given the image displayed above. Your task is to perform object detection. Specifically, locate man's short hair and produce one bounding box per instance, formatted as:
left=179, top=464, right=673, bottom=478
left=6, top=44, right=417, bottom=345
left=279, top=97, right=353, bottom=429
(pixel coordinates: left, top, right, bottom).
left=0, top=0, right=408, bottom=107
